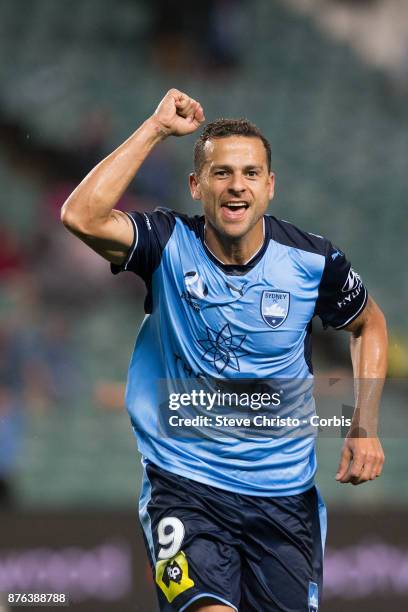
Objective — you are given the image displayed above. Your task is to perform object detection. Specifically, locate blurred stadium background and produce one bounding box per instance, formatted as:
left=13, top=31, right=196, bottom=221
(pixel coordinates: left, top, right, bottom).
left=0, top=1, right=407, bottom=610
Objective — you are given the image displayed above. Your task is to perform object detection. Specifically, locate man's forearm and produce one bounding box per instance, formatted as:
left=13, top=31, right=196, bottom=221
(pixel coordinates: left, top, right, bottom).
left=349, top=302, right=388, bottom=436
left=337, top=299, right=387, bottom=484
left=61, top=117, right=166, bottom=231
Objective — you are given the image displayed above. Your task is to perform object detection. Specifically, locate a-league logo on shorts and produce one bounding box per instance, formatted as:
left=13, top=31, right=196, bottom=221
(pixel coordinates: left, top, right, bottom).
left=162, top=559, right=183, bottom=587
left=261, top=290, right=290, bottom=329
left=156, top=551, right=195, bottom=603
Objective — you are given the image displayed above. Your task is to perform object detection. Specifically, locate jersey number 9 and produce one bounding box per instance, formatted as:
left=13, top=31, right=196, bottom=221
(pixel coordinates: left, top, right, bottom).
left=157, top=516, right=185, bottom=560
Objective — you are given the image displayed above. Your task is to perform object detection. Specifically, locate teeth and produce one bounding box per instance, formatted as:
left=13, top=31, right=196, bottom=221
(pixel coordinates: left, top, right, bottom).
left=225, top=202, right=247, bottom=208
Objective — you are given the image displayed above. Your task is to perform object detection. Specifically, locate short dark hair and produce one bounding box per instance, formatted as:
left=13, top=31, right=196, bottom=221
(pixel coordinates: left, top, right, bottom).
left=193, top=118, right=272, bottom=175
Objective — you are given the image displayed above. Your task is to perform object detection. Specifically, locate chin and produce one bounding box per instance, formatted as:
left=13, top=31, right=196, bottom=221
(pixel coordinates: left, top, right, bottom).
left=220, top=222, right=252, bottom=240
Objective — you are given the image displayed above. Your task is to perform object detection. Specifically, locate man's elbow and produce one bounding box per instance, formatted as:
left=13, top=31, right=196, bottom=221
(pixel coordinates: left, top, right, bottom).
left=60, top=199, right=92, bottom=237
left=60, top=202, right=75, bottom=230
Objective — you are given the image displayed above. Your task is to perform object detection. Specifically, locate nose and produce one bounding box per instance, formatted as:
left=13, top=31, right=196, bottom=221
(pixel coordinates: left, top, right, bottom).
left=228, top=172, right=246, bottom=196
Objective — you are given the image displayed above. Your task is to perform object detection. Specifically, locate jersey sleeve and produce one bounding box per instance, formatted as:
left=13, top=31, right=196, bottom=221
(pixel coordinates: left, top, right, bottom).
left=314, top=242, right=368, bottom=329
left=110, top=208, right=176, bottom=282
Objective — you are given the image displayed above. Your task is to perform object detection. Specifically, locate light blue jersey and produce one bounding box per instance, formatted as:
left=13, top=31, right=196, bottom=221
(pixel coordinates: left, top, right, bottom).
left=112, top=209, right=367, bottom=496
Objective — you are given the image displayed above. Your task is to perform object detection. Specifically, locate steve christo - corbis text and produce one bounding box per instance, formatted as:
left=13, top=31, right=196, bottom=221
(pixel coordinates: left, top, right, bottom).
left=167, top=414, right=352, bottom=429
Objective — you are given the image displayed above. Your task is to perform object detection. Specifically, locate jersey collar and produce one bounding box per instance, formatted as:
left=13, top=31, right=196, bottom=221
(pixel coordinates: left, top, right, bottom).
left=199, top=216, right=271, bottom=276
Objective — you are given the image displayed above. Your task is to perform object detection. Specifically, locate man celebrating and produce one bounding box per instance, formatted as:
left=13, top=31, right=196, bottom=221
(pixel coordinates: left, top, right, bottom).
left=61, top=89, right=387, bottom=612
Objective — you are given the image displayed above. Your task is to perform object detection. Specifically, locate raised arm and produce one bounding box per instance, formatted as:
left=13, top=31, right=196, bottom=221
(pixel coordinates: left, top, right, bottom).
left=336, top=295, right=388, bottom=485
left=61, top=89, right=205, bottom=264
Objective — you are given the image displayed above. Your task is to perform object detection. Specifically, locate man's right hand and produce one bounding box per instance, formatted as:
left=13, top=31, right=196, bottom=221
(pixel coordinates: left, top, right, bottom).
left=151, top=89, right=205, bottom=137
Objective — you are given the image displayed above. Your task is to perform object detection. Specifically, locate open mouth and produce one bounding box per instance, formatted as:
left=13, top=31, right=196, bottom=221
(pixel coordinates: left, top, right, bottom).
left=221, top=201, right=249, bottom=212
left=220, top=201, right=250, bottom=222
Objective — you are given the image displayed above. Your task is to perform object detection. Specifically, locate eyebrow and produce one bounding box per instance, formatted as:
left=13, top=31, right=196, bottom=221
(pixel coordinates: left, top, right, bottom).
left=211, top=164, right=264, bottom=171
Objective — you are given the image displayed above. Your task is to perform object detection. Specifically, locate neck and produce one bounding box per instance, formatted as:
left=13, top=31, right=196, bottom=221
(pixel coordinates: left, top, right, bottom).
left=204, top=218, right=265, bottom=265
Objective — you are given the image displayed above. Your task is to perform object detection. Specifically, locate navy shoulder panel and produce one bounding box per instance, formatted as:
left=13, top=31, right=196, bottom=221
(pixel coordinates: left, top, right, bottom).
left=267, top=215, right=329, bottom=256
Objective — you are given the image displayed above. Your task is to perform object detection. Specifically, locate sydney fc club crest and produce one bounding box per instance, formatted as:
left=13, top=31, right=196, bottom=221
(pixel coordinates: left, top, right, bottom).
left=261, top=290, right=290, bottom=329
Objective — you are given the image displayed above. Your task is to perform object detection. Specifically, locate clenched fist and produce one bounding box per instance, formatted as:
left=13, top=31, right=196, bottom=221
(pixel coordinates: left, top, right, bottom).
left=151, top=89, right=205, bottom=137
left=336, top=435, right=385, bottom=485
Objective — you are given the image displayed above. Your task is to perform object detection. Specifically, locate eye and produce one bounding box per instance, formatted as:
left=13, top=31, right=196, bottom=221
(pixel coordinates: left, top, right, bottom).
left=247, top=170, right=259, bottom=178
left=214, top=170, right=228, bottom=177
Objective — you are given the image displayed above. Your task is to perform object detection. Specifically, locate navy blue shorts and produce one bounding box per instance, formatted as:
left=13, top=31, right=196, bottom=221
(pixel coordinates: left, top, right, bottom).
left=139, top=462, right=325, bottom=612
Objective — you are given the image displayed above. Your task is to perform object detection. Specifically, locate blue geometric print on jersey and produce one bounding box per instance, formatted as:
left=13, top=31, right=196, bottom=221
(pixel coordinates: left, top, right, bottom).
left=198, top=323, right=249, bottom=374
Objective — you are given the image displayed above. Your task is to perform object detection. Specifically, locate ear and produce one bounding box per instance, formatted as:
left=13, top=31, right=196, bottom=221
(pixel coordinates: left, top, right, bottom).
left=268, top=172, right=276, bottom=201
left=189, top=173, right=202, bottom=201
